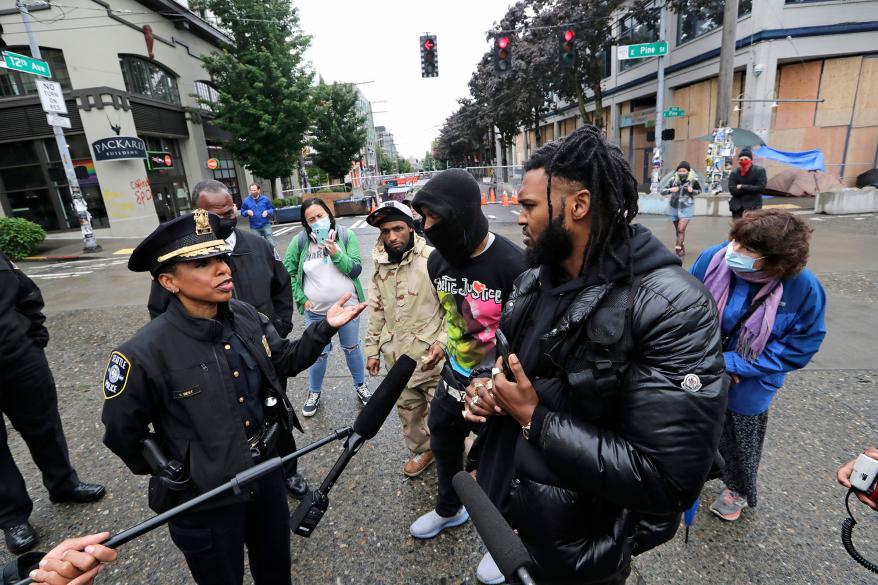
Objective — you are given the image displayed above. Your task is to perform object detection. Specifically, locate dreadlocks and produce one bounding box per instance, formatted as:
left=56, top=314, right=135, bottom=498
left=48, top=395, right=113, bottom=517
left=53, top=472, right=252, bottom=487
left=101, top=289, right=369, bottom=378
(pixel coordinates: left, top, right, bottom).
left=527, top=125, right=640, bottom=281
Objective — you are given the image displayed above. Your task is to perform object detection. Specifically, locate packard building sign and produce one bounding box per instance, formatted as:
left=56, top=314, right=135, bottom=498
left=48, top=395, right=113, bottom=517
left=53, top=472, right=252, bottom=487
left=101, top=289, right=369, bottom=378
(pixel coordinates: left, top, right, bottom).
left=92, top=137, right=147, bottom=162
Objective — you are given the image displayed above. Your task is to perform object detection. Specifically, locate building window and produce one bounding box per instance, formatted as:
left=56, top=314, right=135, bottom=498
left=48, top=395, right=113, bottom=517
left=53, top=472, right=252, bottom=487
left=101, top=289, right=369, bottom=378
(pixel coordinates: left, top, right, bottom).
left=677, top=0, right=752, bottom=46
left=119, top=55, right=181, bottom=104
left=618, top=14, right=658, bottom=72
left=0, top=48, right=71, bottom=98
left=194, top=80, right=220, bottom=112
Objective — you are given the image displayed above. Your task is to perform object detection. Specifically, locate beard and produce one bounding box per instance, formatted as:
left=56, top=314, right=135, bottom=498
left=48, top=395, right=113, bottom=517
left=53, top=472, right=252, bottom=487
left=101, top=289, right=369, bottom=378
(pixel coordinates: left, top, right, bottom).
left=525, top=213, right=574, bottom=268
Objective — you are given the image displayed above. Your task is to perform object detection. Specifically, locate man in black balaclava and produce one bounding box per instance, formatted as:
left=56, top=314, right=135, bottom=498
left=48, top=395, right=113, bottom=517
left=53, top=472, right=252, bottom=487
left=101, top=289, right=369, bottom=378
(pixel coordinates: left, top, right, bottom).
left=409, top=170, right=525, bottom=582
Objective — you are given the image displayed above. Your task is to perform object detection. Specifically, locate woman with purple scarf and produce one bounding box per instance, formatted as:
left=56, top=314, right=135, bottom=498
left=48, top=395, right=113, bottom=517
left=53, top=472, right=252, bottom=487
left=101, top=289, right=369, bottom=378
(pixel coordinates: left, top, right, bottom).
left=690, top=209, right=827, bottom=522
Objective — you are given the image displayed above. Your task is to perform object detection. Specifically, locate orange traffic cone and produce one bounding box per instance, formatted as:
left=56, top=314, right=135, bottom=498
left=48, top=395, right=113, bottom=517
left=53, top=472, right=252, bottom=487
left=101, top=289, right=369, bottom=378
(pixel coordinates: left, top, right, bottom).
left=489, top=188, right=496, bottom=204
left=511, top=191, right=519, bottom=205
left=481, top=192, right=488, bottom=206
left=502, top=191, right=509, bottom=207
left=369, top=198, right=377, bottom=213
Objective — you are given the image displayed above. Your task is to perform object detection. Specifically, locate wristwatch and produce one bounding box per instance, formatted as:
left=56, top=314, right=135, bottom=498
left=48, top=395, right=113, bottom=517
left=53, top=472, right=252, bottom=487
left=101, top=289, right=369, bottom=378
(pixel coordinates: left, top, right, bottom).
left=521, top=421, right=532, bottom=441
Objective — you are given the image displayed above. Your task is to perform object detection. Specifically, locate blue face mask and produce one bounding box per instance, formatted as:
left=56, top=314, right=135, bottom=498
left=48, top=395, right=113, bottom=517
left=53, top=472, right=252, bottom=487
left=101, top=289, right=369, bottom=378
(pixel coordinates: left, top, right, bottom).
left=311, top=217, right=331, bottom=243
left=725, top=244, right=763, bottom=273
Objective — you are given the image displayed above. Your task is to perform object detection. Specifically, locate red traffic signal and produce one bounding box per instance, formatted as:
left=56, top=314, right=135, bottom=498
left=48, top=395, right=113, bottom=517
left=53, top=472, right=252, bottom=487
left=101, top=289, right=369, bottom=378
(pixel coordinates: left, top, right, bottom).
left=494, top=35, right=512, bottom=74
left=420, top=34, right=438, bottom=78
left=563, top=30, right=575, bottom=42
left=559, top=27, right=576, bottom=69
left=498, top=36, right=510, bottom=49
left=423, top=38, right=434, bottom=51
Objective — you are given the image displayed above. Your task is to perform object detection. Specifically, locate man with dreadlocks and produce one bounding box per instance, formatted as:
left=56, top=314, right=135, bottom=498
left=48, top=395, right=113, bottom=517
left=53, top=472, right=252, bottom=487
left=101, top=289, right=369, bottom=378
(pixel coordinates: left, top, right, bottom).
left=462, top=126, right=728, bottom=584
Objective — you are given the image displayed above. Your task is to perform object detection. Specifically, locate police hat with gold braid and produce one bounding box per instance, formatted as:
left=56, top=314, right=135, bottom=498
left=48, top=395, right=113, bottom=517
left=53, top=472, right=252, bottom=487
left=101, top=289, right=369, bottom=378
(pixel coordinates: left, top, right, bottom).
left=128, top=210, right=232, bottom=275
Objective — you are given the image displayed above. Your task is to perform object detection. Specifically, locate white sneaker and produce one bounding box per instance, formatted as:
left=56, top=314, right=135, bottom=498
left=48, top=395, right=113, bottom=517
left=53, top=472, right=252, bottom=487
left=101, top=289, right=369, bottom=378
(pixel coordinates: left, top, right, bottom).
left=409, top=507, right=469, bottom=539
left=477, top=551, right=505, bottom=584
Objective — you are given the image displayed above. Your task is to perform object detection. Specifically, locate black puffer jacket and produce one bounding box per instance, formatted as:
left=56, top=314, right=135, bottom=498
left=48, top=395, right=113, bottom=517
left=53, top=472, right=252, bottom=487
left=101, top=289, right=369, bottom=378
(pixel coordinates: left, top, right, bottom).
left=500, top=235, right=727, bottom=583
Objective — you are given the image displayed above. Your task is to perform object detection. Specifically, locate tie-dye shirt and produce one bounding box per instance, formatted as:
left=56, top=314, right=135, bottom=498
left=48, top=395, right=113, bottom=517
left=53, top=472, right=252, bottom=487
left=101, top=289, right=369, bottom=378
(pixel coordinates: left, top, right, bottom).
left=427, top=233, right=525, bottom=376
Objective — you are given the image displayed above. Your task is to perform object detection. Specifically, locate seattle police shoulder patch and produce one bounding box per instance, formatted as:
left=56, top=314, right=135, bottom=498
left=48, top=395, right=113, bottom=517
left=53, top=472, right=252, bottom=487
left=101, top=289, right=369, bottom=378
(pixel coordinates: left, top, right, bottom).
left=103, top=351, right=131, bottom=400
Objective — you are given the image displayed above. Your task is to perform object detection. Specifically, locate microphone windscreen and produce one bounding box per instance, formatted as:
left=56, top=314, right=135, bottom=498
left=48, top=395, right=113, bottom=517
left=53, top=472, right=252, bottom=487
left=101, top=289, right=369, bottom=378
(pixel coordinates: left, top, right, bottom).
left=352, top=355, right=416, bottom=439
left=452, top=471, right=531, bottom=580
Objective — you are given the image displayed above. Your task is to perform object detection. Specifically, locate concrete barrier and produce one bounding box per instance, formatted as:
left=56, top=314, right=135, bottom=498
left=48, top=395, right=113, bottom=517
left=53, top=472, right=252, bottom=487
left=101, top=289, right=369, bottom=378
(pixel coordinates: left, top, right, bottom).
left=637, top=193, right=733, bottom=217
left=815, top=188, right=878, bottom=215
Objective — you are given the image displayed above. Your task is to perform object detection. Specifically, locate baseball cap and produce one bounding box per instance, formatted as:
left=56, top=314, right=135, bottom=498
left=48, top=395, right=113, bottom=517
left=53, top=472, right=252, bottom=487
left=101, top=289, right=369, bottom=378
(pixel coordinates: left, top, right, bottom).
left=366, top=200, right=414, bottom=227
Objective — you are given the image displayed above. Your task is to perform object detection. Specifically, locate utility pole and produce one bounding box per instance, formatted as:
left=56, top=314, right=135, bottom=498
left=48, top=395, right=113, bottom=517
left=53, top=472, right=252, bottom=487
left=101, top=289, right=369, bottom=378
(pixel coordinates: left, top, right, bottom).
left=16, top=0, right=100, bottom=252
left=649, top=2, right=667, bottom=194
left=716, top=0, right=740, bottom=126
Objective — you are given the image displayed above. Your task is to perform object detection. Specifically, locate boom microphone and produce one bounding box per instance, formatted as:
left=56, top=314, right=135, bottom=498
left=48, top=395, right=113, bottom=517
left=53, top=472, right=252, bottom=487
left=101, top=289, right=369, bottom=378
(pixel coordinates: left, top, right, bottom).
left=291, top=355, right=416, bottom=537
left=452, top=471, right=536, bottom=585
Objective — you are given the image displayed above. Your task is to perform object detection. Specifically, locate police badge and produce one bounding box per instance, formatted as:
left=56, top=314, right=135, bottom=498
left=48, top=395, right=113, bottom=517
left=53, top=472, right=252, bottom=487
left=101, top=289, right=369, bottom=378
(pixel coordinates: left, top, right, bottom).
left=103, top=351, right=132, bottom=399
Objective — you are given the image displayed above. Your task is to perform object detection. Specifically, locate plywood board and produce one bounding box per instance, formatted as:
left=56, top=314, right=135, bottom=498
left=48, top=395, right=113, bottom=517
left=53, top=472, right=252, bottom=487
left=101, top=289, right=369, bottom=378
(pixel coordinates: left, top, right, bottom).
left=687, top=79, right=713, bottom=139
left=853, top=58, right=878, bottom=128
left=768, top=127, right=807, bottom=152
left=803, top=126, right=848, bottom=168
left=843, top=126, right=878, bottom=181
left=816, top=56, right=861, bottom=127
left=775, top=61, right=821, bottom=130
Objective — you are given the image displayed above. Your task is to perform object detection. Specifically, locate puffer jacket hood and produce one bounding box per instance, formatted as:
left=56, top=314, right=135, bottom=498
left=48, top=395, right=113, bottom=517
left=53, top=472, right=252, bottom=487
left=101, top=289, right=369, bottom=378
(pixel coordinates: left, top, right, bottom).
left=411, top=169, right=488, bottom=265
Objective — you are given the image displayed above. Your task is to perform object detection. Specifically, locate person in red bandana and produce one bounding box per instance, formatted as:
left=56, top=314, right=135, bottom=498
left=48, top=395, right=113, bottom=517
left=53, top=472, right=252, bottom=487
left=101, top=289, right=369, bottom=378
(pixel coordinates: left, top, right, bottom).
left=728, top=148, right=767, bottom=218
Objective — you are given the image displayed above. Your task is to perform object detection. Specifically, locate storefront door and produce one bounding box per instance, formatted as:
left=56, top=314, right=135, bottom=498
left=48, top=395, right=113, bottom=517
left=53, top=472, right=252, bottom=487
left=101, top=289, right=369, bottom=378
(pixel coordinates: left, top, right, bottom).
left=142, top=137, right=189, bottom=222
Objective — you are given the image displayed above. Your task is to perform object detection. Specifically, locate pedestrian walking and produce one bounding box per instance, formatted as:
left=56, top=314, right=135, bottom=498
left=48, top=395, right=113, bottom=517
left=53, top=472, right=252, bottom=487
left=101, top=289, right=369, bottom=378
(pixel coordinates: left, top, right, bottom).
left=364, top=201, right=445, bottom=478
left=240, top=183, right=276, bottom=246
left=148, top=180, right=308, bottom=498
left=409, top=169, right=525, bottom=581
left=690, top=209, right=826, bottom=521
left=662, top=161, right=701, bottom=257
left=101, top=210, right=365, bottom=585
left=728, top=148, right=767, bottom=218
left=0, top=252, right=106, bottom=556
left=282, top=199, right=371, bottom=417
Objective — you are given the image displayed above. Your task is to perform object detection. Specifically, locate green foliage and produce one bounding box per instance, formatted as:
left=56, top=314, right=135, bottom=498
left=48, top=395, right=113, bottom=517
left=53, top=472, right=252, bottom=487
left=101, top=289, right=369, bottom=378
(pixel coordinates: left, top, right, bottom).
left=422, top=151, right=435, bottom=171
left=272, top=196, right=304, bottom=208
left=306, top=165, right=329, bottom=188
left=0, top=217, right=46, bottom=260
left=191, top=0, right=313, bottom=187
left=397, top=158, right=413, bottom=174
left=309, top=82, right=367, bottom=181
left=377, top=146, right=395, bottom=175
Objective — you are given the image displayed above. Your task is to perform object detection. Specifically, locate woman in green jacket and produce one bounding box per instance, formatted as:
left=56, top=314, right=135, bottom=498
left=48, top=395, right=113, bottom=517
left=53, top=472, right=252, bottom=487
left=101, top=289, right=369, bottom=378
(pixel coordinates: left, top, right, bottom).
left=283, top=199, right=370, bottom=417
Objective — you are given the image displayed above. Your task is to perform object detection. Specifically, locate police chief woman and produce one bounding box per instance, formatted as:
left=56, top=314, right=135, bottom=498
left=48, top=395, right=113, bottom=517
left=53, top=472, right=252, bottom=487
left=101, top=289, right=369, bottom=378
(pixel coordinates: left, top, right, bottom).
left=690, top=209, right=826, bottom=523
left=100, top=210, right=365, bottom=585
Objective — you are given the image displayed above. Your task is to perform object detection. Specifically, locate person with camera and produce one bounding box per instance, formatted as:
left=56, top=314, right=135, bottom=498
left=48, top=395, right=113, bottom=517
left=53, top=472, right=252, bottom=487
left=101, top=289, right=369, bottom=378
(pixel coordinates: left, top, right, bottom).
left=100, top=210, right=365, bottom=585
left=463, top=127, right=727, bottom=584
left=690, top=210, right=826, bottom=522
left=661, top=161, right=701, bottom=257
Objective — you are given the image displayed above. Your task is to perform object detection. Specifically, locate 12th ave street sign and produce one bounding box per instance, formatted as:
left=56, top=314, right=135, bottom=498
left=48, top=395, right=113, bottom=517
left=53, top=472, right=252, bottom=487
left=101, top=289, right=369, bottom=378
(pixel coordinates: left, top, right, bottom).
left=616, top=42, right=668, bottom=61
left=1, top=51, right=51, bottom=78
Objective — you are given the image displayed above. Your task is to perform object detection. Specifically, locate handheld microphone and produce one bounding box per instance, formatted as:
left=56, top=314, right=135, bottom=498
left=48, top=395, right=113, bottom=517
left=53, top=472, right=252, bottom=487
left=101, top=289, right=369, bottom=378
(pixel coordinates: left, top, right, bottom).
left=291, top=355, right=416, bottom=537
left=452, top=471, right=536, bottom=585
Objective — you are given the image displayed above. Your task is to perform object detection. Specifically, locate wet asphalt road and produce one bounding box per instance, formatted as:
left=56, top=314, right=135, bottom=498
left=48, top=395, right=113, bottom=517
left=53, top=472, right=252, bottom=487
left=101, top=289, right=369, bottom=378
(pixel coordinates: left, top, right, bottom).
left=4, top=209, right=878, bottom=584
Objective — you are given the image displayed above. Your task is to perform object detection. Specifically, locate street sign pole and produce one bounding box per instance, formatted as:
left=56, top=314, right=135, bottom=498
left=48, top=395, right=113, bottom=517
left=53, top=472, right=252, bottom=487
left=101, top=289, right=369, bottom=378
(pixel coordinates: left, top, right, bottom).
left=17, top=0, right=100, bottom=252
left=650, top=3, right=667, bottom=195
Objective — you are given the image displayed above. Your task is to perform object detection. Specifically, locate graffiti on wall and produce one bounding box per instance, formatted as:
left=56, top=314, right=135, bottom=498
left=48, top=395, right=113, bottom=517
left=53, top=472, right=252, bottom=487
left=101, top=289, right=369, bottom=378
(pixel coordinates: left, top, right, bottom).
left=130, top=178, right=153, bottom=205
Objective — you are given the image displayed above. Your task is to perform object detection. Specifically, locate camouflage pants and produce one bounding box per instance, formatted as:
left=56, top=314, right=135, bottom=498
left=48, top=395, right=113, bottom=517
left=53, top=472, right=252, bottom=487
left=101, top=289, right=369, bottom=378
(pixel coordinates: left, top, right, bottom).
left=396, top=379, right=437, bottom=455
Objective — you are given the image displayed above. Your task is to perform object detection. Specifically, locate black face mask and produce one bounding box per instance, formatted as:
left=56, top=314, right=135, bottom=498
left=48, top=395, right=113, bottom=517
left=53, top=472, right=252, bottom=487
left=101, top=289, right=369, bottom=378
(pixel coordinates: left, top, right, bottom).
left=526, top=212, right=573, bottom=269
left=425, top=219, right=471, bottom=266
left=217, top=216, right=237, bottom=239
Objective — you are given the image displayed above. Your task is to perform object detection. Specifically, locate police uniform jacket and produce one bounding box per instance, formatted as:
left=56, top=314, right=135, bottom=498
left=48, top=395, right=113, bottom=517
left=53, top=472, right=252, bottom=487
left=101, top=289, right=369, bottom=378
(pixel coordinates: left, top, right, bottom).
left=0, top=252, right=49, bottom=366
left=101, top=296, right=334, bottom=501
left=147, top=229, right=294, bottom=337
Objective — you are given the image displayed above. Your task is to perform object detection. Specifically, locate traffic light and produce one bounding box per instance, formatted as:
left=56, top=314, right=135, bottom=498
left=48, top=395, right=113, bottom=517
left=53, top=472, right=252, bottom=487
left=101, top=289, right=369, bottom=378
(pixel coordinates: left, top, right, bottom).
left=420, top=35, right=438, bottom=78
left=494, top=35, right=512, bottom=75
left=559, top=28, right=576, bottom=69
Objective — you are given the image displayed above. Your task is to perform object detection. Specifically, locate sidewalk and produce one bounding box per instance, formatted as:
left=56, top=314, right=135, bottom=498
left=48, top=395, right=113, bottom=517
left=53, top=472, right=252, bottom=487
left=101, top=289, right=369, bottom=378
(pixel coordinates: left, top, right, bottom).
left=23, top=237, right=135, bottom=261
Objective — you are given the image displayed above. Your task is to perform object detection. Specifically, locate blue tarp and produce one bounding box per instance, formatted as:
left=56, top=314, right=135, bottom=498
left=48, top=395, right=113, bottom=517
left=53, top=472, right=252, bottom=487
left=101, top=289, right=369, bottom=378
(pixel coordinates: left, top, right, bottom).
left=754, top=146, right=825, bottom=171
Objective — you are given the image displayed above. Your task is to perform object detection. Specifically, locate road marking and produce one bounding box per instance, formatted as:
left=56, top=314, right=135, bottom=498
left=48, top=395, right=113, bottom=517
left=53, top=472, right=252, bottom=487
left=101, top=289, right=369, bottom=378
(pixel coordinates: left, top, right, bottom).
left=273, top=226, right=296, bottom=237
left=763, top=204, right=802, bottom=210
left=114, top=248, right=134, bottom=255
left=30, top=271, right=94, bottom=279
left=510, top=209, right=521, bottom=216
left=349, top=220, right=366, bottom=230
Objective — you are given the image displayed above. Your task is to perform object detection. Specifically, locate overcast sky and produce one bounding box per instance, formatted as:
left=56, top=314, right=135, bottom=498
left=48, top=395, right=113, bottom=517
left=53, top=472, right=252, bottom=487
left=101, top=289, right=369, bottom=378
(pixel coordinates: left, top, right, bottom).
left=296, top=1, right=514, bottom=160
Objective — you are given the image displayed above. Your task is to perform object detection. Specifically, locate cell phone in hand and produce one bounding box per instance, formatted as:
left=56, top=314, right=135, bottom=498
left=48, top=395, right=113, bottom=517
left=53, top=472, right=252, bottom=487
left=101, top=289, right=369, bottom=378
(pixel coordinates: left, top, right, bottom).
left=494, top=329, right=516, bottom=382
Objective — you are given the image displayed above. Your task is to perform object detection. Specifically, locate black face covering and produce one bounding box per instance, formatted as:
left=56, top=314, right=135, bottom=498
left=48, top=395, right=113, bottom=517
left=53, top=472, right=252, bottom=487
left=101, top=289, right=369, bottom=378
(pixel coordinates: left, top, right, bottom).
left=526, top=211, right=573, bottom=269
left=425, top=219, right=471, bottom=266
left=217, top=216, right=237, bottom=238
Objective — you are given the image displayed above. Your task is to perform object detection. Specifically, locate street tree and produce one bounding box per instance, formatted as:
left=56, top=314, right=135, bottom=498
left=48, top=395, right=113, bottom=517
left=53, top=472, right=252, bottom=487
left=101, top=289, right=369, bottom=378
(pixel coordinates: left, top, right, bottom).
left=309, top=81, right=367, bottom=182
left=377, top=146, right=395, bottom=175
left=422, top=151, right=435, bottom=171
left=192, top=0, right=313, bottom=196
left=397, top=158, right=413, bottom=173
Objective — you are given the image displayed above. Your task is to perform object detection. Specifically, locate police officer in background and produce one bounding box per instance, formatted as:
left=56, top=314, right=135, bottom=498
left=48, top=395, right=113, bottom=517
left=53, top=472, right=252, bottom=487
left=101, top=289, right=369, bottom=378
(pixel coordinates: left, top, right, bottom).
left=101, top=210, right=365, bottom=585
left=147, top=180, right=308, bottom=497
left=0, top=252, right=105, bottom=555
